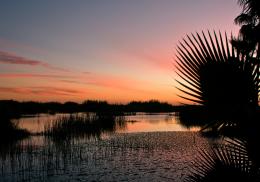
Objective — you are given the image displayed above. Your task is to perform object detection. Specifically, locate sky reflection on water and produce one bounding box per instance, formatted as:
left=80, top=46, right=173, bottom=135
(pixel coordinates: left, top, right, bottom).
left=14, top=112, right=199, bottom=134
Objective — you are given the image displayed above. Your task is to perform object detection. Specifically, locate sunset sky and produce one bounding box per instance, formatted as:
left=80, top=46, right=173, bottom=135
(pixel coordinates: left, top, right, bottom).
left=0, top=0, right=241, bottom=104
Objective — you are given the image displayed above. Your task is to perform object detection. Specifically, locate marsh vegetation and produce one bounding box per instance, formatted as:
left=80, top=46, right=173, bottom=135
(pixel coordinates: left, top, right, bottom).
left=43, top=113, right=126, bottom=139
left=0, top=112, right=204, bottom=181
left=1, top=0, right=260, bottom=181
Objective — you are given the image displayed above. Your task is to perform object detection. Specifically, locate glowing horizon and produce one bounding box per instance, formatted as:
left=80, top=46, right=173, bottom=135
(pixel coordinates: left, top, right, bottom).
left=0, top=0, right=241, bottom=104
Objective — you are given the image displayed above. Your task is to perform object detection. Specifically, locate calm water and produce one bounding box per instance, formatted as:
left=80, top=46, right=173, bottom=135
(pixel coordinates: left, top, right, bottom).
left=1, top=113, right=210, bottom=181
left=14, top=112, right=199, bottom=134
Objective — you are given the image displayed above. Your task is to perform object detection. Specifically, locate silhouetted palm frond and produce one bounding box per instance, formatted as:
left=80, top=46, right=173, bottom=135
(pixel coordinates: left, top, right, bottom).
left=237, top=0, right=260, bottom=17
left=235, top=13, right=254, bottom=25
left=185, top=138, right=260, bottom=182
left=175, top=31, right=259, bottom=108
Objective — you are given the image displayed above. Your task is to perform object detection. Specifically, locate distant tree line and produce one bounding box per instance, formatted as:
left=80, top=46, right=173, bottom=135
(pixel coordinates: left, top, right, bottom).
left=0, top=100, right=185, bottom=118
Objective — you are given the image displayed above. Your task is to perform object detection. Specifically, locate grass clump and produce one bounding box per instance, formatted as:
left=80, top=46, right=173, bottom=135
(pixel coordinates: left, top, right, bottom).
left=43, top=113, right=126, bottom=139
left=0, top=116, right=30, bottom=145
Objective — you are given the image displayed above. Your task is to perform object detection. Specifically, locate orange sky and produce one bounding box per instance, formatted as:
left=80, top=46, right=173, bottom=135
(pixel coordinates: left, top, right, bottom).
left=0, top=1, right=241, bottom=104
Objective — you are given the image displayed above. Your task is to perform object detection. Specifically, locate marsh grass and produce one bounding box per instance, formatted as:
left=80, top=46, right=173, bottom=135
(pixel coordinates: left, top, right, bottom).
left=0, top=117, right=30, bottom=146
left=43, top=113, right=126, bottom=140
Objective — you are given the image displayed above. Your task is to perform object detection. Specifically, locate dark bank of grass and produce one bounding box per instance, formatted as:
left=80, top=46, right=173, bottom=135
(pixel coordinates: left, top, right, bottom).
left=177, top=105, right=260, bottom=138
left=0, top=117, right=30, bottom=146
left=43, top=113, right=126, bottom=140
left=176, top=106, right=209, bottom=128
left=0, top=100, right=175, bottom=118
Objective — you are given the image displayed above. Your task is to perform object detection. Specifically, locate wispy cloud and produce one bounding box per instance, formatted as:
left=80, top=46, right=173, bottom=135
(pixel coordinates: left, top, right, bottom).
left=0, top=87, right=27, bottom=94
left=60, top=73, right=154, bottom=93
left=82, top=71, right=91, bottom=74
left=83, top=74, right=158, bottom=94
left=0, top=86, right=84, bottom=96
left=31, top=87, right=83, bottom=95
left=0, top=72, right=157, bottom=95
left=0, top=38, right=48, bottom=55
left=60, top=79, right=84, bottom=84
left=0, top=51, right=68, bottom=72
left=0, top=73, right=75, bottom=79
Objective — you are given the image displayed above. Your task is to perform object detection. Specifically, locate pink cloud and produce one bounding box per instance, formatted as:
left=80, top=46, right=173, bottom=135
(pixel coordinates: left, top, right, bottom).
left=0, top=73, right=75, bottom=79
left=0, top=38, right=48, bottom=55
left=0, top=87, right=26, bottom=94
left=0, top=51, right=68, bottom=72
left=0, top=86, right=84, bottom=96
left=60, top=72, right=158, bottom=94
left=82, top=71, right=91, bottom=74
left=60, top=79, right=85, bottom=84
left=83, top=73, right=158, bottom=94
left=60, top=74, right=143, bottom=92
left=31, top=87, right=83, bottom=95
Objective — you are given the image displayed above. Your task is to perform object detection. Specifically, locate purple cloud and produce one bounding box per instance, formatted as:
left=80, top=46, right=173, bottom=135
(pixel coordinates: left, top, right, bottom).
left=0, top=51, right=68, bottom=72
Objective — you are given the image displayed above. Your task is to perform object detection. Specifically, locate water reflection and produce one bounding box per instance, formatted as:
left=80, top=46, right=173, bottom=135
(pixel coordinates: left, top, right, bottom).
left=0, top=112, right=205, bottom=181
left=176, top=106, right=260, bottom=181
left=43, top=113, right=127, bottom=141
left=14, top=112, right=199, bottom=135
left=13, top=113, right=73, bottom=134
left=0, top=132, right=212, bottom=181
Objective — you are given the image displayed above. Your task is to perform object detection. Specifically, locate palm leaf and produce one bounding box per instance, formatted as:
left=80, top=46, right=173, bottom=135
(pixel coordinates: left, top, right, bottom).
left=175, top=31, right=259, bottom=107
left=185, top=138, right=259, bottom=182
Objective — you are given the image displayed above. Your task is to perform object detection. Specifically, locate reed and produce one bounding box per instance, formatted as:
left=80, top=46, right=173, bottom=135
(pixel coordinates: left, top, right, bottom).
left=43, top=113, right=126, bottom=139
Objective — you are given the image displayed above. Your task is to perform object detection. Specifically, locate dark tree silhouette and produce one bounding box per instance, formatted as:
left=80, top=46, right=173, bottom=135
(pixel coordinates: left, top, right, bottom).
left=232, top=0, right=260, bottom=58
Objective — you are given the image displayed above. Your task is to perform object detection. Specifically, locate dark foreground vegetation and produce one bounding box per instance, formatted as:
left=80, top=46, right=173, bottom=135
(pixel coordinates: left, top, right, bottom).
left=0, top=115, right=30, bottom=145
left=0, top=99, right=181, bottom=144
left=1, top=0, right=260, bottom=180
left=43, top=113, right=126, bottom=140
left=176, top=0, right=260, bottom=180
left=0, top=99, right=178, bottom=118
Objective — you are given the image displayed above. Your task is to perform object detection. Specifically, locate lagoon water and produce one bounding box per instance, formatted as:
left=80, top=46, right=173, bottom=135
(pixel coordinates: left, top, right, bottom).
left=14, top=112, right=200, bottom=134
left=1, top=113, right=212, bottom=181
